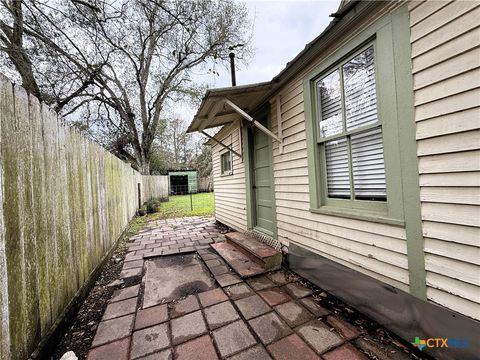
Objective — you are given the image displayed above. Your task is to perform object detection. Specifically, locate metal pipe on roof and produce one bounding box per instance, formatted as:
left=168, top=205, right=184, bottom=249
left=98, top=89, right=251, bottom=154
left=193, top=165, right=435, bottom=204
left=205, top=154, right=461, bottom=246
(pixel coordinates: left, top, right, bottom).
left=229, top=52, right=237, bottom=86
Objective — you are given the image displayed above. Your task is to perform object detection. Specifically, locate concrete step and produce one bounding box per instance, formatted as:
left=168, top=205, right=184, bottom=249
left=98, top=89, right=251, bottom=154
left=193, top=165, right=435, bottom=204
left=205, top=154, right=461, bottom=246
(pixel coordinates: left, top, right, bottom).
left=211, top=242, right=267, bottom=278
left=210, top=232, right=282, bottom=278
left=226, top=232, right=281, bottom=271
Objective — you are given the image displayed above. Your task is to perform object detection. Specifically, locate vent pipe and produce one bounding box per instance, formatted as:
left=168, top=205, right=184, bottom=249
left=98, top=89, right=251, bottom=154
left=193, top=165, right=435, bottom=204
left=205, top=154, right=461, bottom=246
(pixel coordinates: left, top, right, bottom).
left=229, top=52, right=236, bottom=86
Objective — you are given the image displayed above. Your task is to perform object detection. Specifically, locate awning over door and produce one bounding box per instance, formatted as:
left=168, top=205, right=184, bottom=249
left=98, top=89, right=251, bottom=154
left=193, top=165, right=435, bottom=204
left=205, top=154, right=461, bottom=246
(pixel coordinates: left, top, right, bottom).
left=187, top=81, right=283, bottom=155
left=187, top=81, right=273, bottom=133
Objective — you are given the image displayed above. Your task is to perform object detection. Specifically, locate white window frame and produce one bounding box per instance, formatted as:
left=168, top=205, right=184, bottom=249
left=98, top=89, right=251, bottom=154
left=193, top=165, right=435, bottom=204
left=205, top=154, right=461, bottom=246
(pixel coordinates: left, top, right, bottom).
left=220, top=150, right=233, bottom=176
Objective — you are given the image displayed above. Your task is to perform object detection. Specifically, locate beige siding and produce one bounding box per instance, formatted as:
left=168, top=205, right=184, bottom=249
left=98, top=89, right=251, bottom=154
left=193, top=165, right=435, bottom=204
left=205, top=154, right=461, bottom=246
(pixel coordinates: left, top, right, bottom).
left=268, top=36, right=411, bottom=292
left=211, top=123, right=248, bottom=231
left=207, top=0, right=479, bottom=322
left=409, top=0, right=480, bottom=319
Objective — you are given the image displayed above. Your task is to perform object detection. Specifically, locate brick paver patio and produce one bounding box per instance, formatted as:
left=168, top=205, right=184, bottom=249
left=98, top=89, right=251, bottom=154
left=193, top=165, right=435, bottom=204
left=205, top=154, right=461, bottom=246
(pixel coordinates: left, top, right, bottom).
left=87, top=216, right=412, bottom=360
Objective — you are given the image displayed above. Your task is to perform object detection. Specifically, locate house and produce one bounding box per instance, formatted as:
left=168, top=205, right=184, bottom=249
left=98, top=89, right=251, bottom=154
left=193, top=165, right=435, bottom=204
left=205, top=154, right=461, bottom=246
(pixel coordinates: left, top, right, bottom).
left=187, top=1, right=479, bottom=359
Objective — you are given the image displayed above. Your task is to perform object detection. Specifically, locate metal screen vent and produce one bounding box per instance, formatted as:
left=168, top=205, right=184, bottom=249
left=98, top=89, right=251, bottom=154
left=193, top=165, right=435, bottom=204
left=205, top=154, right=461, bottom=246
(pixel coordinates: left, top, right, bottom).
left=246, top=230, right=283, bottom=252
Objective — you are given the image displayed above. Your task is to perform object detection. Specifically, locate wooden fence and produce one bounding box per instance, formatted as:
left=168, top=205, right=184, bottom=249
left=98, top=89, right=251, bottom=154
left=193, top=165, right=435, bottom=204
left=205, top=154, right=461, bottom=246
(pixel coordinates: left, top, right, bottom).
left=0, top=74, right=168, bottom=360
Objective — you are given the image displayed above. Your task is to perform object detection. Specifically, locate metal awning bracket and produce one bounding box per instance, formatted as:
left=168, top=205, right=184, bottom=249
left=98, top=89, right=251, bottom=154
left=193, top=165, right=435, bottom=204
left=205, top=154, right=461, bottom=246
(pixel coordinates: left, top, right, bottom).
left=201, top=130, right=242, bottom=158
left=223, top=98, right=282, bottom=144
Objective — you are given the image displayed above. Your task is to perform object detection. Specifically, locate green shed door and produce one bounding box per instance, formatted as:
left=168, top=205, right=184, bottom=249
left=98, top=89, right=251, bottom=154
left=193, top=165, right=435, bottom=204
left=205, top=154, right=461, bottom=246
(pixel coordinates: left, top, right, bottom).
left=252, top=117, right=275, bottom=236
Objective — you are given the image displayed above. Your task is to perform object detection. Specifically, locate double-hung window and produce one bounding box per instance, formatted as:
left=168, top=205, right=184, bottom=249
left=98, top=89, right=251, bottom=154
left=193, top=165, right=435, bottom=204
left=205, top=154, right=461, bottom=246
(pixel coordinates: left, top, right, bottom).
left=304, top=25, right=410, bottom=224
left=220, top=151, right=232, bottom=175
left=304, top=7, right=419, bottom=226
left=317, top=45, right=386, bottom=203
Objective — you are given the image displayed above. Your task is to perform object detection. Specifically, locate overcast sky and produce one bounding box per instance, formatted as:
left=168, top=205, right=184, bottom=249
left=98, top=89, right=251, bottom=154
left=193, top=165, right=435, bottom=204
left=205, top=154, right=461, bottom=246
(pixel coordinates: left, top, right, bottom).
left=179, top=0, right=340, bottom=120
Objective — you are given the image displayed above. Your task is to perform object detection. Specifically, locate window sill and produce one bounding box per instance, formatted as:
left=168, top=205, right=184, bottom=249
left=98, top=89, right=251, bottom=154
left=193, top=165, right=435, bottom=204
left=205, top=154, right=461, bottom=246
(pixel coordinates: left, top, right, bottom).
left=310, top=206, right=405, bottom=227
left=220, top=172, right=233, bottom=177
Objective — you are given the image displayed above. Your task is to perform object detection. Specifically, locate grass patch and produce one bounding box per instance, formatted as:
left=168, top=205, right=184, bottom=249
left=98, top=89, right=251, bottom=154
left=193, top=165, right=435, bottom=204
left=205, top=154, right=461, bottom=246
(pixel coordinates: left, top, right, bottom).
left=146, top=192, right=214, bottom=221
left=116, top=215, right=147, bottom=251
left=126, top=216, right=147, bottom=237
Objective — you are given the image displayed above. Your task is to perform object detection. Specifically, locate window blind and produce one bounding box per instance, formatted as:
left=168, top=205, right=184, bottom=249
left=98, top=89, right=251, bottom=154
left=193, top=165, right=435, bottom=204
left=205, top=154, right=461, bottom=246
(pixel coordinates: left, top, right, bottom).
left=325, top=138, right=350, bottom=198
left=351, top=127, right=386, bottom=199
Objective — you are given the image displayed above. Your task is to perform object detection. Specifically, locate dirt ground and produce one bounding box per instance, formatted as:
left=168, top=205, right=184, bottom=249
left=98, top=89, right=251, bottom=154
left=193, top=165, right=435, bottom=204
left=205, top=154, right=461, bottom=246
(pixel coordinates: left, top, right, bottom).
left=52, top=239, right=130, bottom=359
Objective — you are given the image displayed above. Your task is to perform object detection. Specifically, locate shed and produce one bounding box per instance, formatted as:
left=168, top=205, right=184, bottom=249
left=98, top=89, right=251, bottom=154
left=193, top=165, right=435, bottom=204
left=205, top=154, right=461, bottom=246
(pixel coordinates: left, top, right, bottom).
left=168, top=170, right=198, bottom=195
left=187, top=1, right=480, bottom=359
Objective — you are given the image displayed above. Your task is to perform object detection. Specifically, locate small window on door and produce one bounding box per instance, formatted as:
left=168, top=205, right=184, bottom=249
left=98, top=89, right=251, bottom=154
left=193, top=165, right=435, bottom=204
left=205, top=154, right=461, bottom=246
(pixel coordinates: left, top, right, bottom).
left=220, top=151, right=232, bottom=175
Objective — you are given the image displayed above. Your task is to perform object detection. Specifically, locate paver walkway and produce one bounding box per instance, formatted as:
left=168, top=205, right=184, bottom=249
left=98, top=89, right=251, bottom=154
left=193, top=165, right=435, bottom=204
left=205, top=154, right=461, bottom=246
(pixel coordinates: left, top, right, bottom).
left=86, top=217, right=412, bottom=360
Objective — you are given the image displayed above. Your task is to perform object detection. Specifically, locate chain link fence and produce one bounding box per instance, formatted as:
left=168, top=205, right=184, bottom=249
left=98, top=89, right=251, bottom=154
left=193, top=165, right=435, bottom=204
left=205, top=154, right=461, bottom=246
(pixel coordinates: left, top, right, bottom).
left=144, top=185, right=214, bottom=218
left=156, top=184, right=214, bottom=218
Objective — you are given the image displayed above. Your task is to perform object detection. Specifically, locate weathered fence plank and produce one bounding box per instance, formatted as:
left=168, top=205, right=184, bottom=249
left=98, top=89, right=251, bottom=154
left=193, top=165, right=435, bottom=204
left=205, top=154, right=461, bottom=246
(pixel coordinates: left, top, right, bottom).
left=0, top=73, right=12, bottom=360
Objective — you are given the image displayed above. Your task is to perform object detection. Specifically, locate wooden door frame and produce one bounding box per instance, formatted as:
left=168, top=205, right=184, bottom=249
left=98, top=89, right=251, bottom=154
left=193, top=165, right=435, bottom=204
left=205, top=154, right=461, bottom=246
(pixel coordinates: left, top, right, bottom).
left=243, top=104, right=278, bottom=238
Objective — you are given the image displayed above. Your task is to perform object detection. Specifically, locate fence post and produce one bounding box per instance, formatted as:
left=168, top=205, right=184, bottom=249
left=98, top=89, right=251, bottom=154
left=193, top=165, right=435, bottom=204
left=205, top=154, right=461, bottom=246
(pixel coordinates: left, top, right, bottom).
left=190, top=191, right=193, bottom=211
left=137, top=183, right=142, bottom=209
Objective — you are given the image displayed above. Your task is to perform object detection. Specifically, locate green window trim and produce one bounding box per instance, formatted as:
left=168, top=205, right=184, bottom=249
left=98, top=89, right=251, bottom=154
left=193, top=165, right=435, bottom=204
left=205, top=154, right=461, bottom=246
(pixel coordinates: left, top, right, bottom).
left=304, top=16, right=404, bottom=224
left=220, top=150, right=233, bottom=176
left=304, top=5, right=426, bottom=299
left=316, top=43, right=388, bottom=214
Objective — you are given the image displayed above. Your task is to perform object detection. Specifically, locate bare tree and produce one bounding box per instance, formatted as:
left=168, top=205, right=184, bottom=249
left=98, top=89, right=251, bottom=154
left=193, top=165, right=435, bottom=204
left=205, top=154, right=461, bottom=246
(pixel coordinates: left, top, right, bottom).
left=0, top=0, right=252, bottom=173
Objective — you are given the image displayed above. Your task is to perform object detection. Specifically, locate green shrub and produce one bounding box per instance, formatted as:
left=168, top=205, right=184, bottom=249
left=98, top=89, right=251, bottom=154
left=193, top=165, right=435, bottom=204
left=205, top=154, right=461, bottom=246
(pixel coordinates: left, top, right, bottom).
left=145, top=198, right=162, bottom=213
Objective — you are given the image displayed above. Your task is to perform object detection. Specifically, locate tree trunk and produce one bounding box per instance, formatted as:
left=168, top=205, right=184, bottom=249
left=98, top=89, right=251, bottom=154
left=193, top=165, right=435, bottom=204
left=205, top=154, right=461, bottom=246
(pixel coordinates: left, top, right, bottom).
left=138, top=159, right=150, bottom=175
left=137, top=151, right=150, bottom=175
